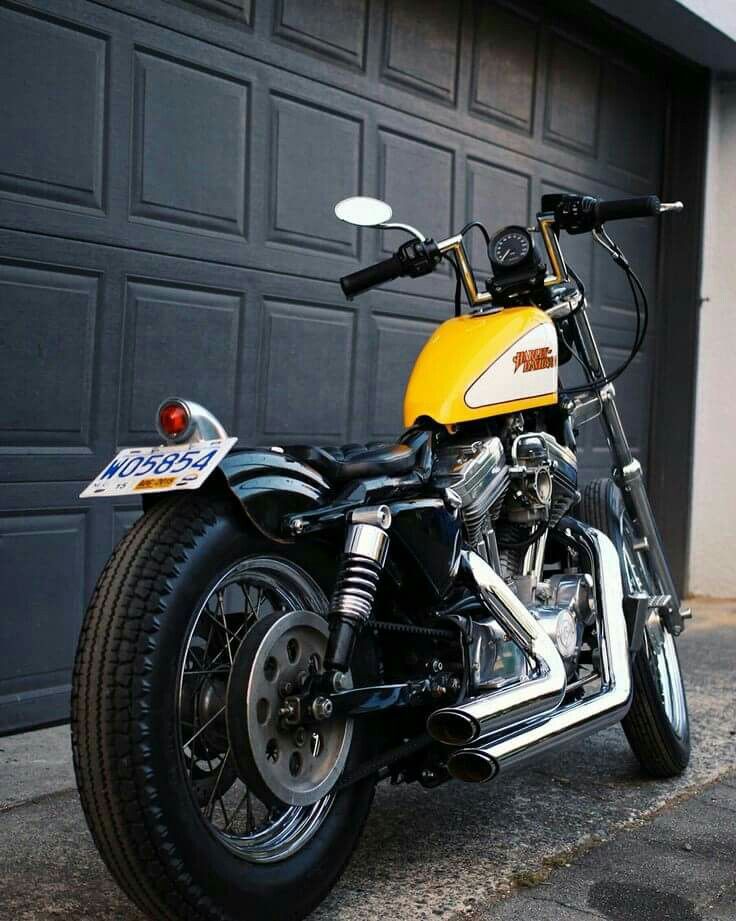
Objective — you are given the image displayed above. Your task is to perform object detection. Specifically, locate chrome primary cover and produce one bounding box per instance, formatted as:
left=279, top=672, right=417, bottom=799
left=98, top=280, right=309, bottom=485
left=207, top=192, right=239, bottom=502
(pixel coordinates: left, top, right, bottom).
left=226, top=610, right=353, bottom=807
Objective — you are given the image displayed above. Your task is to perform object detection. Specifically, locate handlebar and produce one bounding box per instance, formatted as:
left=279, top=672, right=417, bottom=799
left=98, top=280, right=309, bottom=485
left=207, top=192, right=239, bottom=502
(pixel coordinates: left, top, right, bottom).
left=594, top=195, right=661, bottom=223
left=340, top=254, right=404, bottom=298
left=339, top=193, right=683, bottom=300
left=339, top=239, right=442, bottom=299
left=541, top=193, right=683, bottom=235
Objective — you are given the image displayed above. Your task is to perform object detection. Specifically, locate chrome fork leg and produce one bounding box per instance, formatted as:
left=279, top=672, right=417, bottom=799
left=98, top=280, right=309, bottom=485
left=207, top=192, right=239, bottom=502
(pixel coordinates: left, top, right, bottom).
left=572, top=308, right=686, bottom=634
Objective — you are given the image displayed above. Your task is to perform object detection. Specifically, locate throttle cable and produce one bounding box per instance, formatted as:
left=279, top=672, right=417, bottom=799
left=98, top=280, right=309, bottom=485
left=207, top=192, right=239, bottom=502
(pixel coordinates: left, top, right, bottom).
left=559, top=227, right=649, bottom=396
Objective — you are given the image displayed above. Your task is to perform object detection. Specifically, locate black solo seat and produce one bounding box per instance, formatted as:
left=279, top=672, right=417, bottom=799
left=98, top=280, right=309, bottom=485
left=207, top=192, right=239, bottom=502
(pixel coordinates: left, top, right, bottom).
left=286, top=440, right=419, bottom=484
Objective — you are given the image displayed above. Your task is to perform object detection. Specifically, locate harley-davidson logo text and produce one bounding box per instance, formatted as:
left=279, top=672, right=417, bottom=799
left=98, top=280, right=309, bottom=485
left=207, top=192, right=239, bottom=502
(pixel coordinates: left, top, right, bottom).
left=513, top=347, right=556, bottom=373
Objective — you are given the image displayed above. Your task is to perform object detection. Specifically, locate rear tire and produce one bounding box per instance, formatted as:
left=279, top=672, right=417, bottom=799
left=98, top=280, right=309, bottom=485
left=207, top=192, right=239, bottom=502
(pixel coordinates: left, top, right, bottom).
left=579, top=478, right=690, bottom=777
left=71, top=492, right=375, bottom=921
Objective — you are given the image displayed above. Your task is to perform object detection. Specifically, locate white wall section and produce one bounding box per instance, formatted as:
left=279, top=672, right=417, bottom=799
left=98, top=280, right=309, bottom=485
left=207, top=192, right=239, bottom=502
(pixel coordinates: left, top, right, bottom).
left=689, top=78, right=736, bottom=597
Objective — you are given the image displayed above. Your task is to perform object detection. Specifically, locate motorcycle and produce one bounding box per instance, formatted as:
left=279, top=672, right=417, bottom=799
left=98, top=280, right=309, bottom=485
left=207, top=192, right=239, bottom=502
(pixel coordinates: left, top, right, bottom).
left=72, top=191, right=691, bottom=921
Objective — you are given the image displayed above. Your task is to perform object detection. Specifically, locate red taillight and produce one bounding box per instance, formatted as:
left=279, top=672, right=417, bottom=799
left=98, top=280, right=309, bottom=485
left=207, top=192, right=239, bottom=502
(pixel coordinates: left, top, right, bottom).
left=158, top=401, right=190, bottom=439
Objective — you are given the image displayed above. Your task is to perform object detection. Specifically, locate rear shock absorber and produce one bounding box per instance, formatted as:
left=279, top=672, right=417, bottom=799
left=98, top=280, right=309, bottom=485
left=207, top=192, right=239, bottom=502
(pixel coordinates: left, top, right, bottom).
left=325, top=505, right=392, bottom=677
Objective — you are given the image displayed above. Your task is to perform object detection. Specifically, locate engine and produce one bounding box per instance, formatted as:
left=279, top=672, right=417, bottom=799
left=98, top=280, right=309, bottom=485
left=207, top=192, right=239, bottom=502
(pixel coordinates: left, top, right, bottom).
left=432, top=430, right=579, bottom=567
left=433, top=430, right=586, bottom=684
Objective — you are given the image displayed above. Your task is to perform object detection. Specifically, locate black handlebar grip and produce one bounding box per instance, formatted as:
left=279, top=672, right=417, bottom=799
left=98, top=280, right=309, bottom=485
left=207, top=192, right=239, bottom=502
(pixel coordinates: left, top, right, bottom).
left=594, top=195, right=661, bottom=224
left=340, top=254, right=405, bottom=299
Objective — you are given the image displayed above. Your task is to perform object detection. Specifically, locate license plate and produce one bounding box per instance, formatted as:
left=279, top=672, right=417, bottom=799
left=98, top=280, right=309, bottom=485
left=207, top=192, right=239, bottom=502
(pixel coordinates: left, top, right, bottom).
left=79, top=437, right=238, bottom=498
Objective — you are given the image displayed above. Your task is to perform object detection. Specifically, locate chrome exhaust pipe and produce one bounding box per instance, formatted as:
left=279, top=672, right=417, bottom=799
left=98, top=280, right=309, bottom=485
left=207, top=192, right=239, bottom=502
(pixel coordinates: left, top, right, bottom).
left=447, top=523, right=632, bottom=783
left=427, top=551, right=567, bottom=746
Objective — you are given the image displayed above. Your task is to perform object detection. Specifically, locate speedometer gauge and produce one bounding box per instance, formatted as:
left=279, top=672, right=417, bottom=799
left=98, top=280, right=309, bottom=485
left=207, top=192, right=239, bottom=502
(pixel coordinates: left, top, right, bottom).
left=489, top=226, right=532, bottom=269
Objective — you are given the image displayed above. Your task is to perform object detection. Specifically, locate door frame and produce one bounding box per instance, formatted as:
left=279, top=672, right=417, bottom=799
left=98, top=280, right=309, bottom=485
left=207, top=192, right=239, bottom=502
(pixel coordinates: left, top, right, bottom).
left=649, top=63, right=710, bottom=595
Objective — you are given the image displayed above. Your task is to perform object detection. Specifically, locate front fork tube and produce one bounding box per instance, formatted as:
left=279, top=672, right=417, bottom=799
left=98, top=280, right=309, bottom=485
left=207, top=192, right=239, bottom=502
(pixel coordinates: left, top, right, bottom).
left=572, top=308, right=687, bottom=634
left=324, top=506, right=392, bottom=675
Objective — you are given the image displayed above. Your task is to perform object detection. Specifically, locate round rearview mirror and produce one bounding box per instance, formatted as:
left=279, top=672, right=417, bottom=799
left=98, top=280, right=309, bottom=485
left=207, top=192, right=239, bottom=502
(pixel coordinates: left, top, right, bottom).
left=334, top=196, right=393, bottom=227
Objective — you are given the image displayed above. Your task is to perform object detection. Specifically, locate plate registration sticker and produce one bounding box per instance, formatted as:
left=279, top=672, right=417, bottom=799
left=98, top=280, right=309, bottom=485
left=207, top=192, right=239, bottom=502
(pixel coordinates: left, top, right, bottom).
left=79, top=437, right=238, bottom=499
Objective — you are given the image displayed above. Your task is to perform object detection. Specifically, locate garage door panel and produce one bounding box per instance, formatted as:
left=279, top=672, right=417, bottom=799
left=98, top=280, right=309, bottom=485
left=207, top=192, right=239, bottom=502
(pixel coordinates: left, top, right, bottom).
left=368, top=313, right=440, bottom=440
left=0, top=261, right=100, bottom=450
left=118, top=279, right=244, bottom=445
left=273, top=0, right=368, bottom=70
left=268, top=94, right=363, bottom=257
left=131, top=49, right=250, bottom=238
left=466, top=158, right=532, bottom=272
left=257, top=299, right=356, bottom=442
left=0, top=480, right=114, bottom=734
left=601, top=59, right=665, bottom=184
left=0, top=509, right=87, bottom=680
left=0, top=505, right=87, bottom=734
left=378, top=129, right=455, bottom=257
left=0, top=2, right=108, bottom=213
left=180, top=0, right=252, bottom=25
left=543, top=29, right=602, bottom=158
left=381, top=0, right=461, bottom=105
left=470, top=1, right=539, bottom=135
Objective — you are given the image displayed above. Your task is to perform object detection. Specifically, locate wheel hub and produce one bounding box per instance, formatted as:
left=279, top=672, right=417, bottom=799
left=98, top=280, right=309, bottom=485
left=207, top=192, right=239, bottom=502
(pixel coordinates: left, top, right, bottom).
left=196, top=679, right=229, bottom=752
left=226, top=610, right=353, bottom=807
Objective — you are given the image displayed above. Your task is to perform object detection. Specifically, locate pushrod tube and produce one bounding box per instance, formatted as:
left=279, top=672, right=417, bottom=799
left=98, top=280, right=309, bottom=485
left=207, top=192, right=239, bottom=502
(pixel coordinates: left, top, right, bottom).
left=571, top=307, right=686, bottom=633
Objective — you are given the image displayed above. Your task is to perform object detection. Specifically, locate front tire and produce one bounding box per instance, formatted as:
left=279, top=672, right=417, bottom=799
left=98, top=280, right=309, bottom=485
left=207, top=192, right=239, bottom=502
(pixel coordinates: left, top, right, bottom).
left=71, top=492, right=375, bottom=921
left=579, top=478, right=690, bottom=777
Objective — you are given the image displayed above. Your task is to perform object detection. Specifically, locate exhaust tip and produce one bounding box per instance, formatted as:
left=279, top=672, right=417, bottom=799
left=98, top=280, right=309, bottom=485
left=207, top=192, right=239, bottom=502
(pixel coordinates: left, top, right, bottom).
left=447, top=750, right=499, bottom=784
left=427, top=710, right=479, bottom=746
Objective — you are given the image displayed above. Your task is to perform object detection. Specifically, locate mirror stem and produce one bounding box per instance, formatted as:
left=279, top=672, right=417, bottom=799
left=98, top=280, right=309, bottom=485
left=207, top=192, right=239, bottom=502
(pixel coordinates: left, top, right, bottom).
left=378, top=221, right=426, bottom=242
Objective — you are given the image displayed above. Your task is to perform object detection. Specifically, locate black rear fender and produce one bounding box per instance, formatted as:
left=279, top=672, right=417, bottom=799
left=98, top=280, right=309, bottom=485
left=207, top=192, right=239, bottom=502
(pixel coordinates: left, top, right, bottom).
left=143, top=448, right=331, bottom=543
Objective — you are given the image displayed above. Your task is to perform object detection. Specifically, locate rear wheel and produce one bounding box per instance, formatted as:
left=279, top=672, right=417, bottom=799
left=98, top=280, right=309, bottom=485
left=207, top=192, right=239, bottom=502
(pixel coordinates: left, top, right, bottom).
left=579, top=478, right=690, bottom=777
left=71, top=492, right=375, bottom=921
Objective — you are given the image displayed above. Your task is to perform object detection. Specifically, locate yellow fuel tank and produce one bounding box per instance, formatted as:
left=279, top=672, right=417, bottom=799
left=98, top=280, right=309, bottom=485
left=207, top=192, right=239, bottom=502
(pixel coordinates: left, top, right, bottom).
left=403, top=306, right=558, bottom=427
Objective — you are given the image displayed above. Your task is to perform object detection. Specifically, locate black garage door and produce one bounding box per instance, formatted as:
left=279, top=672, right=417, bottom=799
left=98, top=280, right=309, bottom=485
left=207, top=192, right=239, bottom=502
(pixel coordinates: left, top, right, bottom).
left=0, top=0, right=691, bottom=732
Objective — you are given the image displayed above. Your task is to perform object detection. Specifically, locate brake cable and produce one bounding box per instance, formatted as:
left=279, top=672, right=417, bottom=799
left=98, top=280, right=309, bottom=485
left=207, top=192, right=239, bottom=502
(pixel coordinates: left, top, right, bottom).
left=559, top=227, right=649, bottom=396
left=448, top=252, right=463, bottom=317
left=445, top=221, right=491, bottom=317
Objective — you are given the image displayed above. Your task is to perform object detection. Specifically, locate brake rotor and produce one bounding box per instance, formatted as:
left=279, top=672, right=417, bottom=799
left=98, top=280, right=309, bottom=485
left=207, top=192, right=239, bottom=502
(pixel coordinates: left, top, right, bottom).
left=226, top=610, right=353, bottom=807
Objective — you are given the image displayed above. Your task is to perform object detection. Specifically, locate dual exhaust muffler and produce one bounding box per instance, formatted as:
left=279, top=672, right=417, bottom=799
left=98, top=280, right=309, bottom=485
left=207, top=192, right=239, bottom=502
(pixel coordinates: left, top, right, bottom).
left=428, top=521, right=632, bottom=783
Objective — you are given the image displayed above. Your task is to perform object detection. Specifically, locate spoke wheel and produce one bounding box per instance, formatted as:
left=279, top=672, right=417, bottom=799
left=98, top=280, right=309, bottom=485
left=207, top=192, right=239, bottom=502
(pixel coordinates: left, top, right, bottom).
left=177, top=557, right=335, bottom=863
left=72, top=493, right=378, bottom=921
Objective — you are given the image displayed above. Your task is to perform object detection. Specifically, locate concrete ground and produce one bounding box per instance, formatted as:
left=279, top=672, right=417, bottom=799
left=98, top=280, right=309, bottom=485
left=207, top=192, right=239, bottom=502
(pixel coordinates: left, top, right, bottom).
left=0, top=598, right=734, bottom=921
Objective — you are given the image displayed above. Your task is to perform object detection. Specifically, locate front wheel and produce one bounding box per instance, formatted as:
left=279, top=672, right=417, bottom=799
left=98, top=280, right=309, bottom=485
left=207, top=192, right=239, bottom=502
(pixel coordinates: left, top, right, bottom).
left=579, top=478, right=690, bottom=777
left=71, top=492, right=375, bottom=921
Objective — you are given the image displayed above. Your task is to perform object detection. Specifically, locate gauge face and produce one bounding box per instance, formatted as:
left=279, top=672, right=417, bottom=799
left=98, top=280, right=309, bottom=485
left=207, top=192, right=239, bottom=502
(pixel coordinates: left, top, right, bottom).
left=490, top=227, right=532, bottom=268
